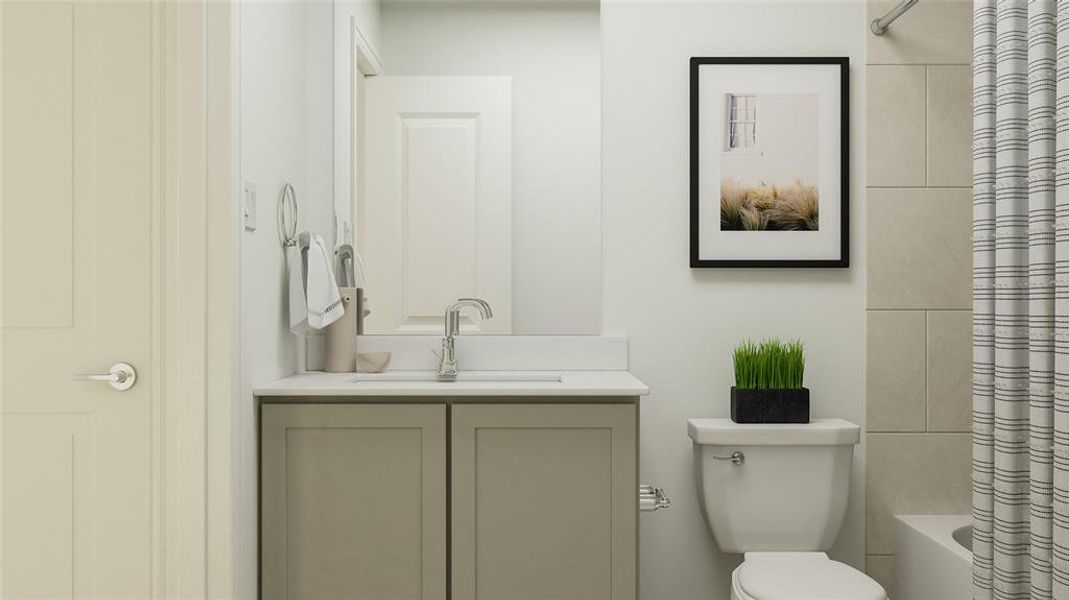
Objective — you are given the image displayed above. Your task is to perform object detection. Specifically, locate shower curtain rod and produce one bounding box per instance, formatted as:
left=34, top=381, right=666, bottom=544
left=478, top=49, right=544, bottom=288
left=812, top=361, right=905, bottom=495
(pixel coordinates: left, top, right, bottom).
left=870, top=0, right=919, bottom=35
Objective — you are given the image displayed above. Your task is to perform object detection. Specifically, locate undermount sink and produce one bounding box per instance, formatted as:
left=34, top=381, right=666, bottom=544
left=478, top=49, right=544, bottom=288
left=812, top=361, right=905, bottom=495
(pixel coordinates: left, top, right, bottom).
left=352, top=371, right=563, bottom=383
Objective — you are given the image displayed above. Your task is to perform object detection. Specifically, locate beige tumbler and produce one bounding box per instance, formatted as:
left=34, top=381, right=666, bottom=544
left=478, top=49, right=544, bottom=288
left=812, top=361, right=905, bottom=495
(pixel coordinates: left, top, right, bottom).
left=324, top=287, right=359, bottom=372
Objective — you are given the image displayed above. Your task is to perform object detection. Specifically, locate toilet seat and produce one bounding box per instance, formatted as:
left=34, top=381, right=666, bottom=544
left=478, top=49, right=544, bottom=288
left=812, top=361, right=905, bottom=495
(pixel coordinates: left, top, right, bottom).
left=731, top=552, right=885, bottom=600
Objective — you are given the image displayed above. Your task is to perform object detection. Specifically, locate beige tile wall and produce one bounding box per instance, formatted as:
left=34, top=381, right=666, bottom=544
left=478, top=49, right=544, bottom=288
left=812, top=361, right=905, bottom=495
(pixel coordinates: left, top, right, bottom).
left=864, top=0, right=973, bottom=592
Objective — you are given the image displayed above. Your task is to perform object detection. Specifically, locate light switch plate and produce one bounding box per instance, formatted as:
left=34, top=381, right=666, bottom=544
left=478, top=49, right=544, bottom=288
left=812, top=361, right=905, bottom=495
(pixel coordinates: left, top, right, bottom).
left=243, top=181, right=257, bottom=231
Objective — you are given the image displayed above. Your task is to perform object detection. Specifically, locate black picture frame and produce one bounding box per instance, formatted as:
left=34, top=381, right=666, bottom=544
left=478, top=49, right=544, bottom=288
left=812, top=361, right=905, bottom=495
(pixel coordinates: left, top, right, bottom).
left=689, top=57, right=850, bottom=268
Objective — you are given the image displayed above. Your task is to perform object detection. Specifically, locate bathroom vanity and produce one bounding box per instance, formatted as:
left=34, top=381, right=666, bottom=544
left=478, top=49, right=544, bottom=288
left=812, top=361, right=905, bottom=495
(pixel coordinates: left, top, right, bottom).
left=255, top=371, right=649, bottom=600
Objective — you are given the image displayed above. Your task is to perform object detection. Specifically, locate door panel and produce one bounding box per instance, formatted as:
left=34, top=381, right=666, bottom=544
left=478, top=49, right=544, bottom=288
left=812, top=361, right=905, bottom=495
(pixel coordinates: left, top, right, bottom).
left=451, top=404, right=637, bottom=600
left=364, top=76, right=511, bottom=334
left=1, top=415, right=92, bottom=598
left=1, top=1, right=74, bottom=328
left=1, top=1, right=156, bottom=597
left=261, top=404, right=447, bottom=600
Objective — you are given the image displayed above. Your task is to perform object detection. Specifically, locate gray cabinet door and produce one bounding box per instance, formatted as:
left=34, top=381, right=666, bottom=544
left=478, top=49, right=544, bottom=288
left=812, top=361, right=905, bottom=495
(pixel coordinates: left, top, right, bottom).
left=451, top=404, right=637, bottom=600
left=261, top=404, right=447, bottom=600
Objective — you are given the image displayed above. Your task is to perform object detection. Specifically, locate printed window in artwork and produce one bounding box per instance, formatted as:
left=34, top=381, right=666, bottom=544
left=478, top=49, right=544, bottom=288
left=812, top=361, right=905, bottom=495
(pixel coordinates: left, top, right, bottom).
left=726, top=93, right=757, bottom=150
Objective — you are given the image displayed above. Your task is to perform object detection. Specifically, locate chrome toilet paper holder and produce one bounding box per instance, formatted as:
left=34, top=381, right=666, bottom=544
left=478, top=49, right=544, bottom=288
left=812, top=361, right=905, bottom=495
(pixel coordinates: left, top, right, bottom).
left=639, top=484, right=671, bottom=512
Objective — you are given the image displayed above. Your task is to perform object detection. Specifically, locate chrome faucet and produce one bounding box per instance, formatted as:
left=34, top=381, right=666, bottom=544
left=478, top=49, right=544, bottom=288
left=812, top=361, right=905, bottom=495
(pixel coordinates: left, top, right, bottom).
left=437, top=298, right=493, bottom=377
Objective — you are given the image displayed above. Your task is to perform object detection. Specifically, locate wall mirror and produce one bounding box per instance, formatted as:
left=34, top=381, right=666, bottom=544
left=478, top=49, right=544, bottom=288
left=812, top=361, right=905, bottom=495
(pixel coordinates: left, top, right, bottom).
left=342, top=0, right=602, bottom=335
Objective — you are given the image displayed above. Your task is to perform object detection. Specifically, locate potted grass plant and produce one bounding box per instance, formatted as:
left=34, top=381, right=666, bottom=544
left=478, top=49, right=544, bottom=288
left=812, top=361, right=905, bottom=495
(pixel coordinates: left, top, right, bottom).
left=731, top=339, right=809, bottom=423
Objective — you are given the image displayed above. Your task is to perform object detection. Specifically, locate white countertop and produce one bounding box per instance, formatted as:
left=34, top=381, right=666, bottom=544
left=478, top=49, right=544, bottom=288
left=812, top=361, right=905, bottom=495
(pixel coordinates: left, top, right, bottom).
left=254, top=370, right=650, bottom=397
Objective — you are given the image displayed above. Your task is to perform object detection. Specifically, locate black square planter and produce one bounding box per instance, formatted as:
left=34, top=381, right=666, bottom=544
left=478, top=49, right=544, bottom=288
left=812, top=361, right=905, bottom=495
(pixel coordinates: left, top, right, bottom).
left=730, top=387, right=810, bottom=424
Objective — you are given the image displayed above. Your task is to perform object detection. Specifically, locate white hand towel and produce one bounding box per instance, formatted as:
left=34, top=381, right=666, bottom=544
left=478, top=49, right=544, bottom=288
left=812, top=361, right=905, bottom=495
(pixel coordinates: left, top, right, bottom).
left=306, top=234, right=345, bottom=329
left=287, top=242, right=308, bottom=334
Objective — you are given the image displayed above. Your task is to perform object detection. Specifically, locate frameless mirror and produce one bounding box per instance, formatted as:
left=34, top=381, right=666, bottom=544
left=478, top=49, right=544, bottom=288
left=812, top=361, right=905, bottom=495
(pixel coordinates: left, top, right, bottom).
left=345, top=0, right=602, bottom=335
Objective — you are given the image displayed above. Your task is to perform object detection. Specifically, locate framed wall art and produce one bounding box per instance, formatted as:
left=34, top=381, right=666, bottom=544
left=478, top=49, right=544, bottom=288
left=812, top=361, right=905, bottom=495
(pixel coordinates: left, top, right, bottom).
left=690, top=57, right=849, bottom=268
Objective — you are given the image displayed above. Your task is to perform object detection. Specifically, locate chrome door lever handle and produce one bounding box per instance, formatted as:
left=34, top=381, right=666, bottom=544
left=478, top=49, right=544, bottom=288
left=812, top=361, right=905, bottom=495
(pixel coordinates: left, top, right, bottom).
left=73, top=362, right=137, bottom=391
left=712, top=451, right=745, bottom=466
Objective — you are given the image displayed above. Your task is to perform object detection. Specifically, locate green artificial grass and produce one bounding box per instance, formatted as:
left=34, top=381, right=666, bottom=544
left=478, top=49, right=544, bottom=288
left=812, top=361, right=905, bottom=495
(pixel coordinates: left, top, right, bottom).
left=732, top=339, right=805, bottom=389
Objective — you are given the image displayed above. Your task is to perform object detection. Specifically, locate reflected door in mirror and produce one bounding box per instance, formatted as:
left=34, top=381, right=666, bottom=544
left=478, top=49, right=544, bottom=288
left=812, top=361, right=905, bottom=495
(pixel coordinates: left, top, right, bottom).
left=363, top=76, right=512, bottom=334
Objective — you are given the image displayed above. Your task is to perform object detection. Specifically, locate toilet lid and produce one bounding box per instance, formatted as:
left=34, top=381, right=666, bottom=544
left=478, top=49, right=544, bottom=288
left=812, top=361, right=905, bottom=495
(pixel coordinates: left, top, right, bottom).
left=736, top=555, right=885, bottom=600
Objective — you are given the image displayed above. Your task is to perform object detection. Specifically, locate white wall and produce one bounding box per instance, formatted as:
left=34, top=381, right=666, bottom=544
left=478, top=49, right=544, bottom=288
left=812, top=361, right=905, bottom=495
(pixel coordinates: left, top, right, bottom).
left=235, top=1, right=379, bottom=597
left=600, top=1, right=866, bottom=598
left=379, top=1, right=602, bottom=334
left=721, top=93, right=820, bottom=188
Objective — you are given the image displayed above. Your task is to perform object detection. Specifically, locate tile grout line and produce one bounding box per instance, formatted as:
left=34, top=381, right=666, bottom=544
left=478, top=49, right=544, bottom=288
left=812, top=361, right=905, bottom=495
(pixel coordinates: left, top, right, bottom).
left=866, top=63, right=971, bottom=67
left=867, top=185, right=971, bottom=190
left=867, top=308, right=971, bottom=312
left=919, top=65, right=927, bottom=187
left=867, top=431, right=972, bottom=435
left=924, top=309, right=929, bottom=433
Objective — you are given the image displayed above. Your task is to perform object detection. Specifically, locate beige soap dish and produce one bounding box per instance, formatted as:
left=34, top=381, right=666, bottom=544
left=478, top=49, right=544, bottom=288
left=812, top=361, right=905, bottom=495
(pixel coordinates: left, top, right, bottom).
left=356, top=352, right=391, bottom=374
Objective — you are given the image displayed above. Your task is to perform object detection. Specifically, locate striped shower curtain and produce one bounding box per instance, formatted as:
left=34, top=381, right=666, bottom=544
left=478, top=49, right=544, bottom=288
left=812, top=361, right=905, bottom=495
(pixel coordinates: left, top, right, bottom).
left=972, top=1, right=1069, bottom=598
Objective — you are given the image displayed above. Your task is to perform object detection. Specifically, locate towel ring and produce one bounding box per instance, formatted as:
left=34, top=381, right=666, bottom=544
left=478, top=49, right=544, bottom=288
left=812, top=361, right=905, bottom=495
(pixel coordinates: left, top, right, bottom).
left=277, top=182, right=299, bottom=247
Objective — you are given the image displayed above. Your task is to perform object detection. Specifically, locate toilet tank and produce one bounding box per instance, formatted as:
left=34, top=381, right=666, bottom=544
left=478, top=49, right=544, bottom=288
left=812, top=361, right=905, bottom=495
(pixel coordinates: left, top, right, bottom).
left=687, top=418, right=860, bottom=554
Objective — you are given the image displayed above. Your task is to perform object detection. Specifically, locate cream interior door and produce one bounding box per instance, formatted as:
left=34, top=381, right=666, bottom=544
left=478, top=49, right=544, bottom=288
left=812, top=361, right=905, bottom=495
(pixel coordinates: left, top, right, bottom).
left=363, top=76, right=512, bottom=334
left=1, top=1, right=157, bottom=597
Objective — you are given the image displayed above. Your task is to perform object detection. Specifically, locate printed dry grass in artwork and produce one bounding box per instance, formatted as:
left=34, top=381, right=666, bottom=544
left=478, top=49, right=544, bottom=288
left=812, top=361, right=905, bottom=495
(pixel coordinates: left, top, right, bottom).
left=720, top=178, right=819, bottom=231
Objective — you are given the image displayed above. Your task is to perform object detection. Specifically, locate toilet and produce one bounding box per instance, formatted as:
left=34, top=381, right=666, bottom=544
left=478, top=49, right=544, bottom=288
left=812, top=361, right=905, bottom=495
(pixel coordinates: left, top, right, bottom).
left=687, top=418, right=886, bottom=600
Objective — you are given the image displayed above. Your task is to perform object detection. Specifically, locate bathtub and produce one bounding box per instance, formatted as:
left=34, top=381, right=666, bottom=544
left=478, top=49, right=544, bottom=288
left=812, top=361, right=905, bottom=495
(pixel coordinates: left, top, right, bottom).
left=894, top=515, right=972, bottom=600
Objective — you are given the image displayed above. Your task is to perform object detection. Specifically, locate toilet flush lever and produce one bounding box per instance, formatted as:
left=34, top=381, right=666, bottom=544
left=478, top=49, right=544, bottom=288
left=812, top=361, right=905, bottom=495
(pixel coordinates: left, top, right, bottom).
left=713, top=451, right=745, bottom=466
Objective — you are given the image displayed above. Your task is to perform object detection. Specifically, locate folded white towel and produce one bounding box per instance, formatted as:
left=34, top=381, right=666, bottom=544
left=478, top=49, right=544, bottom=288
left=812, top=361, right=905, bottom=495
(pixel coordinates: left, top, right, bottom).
left=306, top=234, right=344, bottom=329
left=287, top=241, right=308, bottom=334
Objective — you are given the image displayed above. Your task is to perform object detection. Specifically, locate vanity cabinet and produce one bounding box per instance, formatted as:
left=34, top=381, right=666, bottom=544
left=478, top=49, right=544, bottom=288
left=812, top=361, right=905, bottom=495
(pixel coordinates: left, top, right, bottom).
left=260, top=401, right=637, bottom=600
left=260, top=404, right=447, bottom=600
left=451, top=404, right=636, bottom=600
